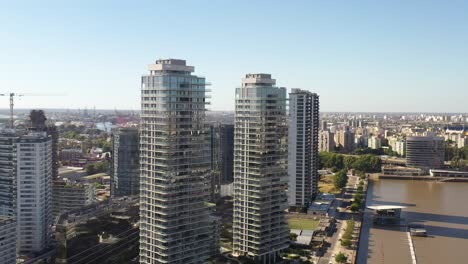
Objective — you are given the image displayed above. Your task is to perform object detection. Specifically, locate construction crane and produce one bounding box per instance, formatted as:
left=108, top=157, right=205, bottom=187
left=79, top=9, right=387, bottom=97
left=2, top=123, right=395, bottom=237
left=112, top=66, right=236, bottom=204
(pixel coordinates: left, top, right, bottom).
left=0, top=92, right=64, bottom=128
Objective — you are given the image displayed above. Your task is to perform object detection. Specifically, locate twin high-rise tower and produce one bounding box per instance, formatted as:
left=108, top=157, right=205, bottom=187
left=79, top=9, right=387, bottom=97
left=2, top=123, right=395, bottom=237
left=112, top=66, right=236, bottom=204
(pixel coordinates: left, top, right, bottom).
left=139, top=59, right=217, bottom=264
left=232, top=74, right=289, bottom=263
left=139, top=60, right=320, bottom=264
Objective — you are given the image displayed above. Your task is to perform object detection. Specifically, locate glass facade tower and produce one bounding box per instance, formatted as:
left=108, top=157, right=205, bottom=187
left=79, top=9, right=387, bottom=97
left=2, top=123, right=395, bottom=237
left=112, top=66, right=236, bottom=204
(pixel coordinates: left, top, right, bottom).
left=232, top=74, right=289, bottom=263
left=139, top=59, right=218, bottom=264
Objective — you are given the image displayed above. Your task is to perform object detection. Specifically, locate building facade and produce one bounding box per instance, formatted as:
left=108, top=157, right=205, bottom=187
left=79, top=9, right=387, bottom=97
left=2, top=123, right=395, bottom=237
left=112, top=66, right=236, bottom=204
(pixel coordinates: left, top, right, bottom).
left=59, top=149, right=83, bottom=162
left=288, top=89, right=319, bottom=207
left=0, top=131, right=18, bottom=217
left=368, top=136, right=382, bottom=149
left=232, top=74, right=289, bottom=263
left=139, top=59, right=218, bottom=264
left=219, top=124, right=234, bottom=184
left=16, top=132, right=53, bottom=254
left=111, top=127, right=139, bottom=197
left=0, top=216, right=16, bottom=264
left=334, top=129, right=355, bottom=153
left=406, top=136, right=445, bottom=172
left=52, top=180, right=95, bottom=218
left=319, top=130, right=335, bottom=152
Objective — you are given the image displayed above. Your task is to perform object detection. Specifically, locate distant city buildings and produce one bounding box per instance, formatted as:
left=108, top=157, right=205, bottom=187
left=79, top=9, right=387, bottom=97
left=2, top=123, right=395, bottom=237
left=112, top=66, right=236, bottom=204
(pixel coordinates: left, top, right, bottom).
left=406, top=136, right=445, bottom=172
left=0, top=216, right=16, bottom=264
left=288, top=89, right=319, bottom=206
left=111, top=127, right=139, bottom=197
left=233, top=74, right=288, bottom=263
left=319, top=130, right=335, bottom=152
left=368, top=136, right=382, bottom=149
left=335, top=128, right=355, bottom=153
left=59, top=148, right=83, bottom=162
left=139, top=59, right=218, bottom=263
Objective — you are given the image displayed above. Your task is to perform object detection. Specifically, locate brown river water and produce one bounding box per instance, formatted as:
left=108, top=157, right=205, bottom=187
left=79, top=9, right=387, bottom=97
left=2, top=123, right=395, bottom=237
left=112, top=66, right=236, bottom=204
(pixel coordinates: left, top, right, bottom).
left=357, top=179, right=468, bottom=264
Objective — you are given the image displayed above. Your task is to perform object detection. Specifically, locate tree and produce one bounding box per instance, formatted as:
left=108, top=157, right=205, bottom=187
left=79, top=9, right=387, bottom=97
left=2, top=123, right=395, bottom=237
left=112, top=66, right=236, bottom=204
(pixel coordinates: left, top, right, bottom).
left=343, top=156, right=357, bottom=170
left=350, top=203, right=361, bottom=212
left=333, top=170, right=348, bottom=189
left=341, top=238, right=352, bottom=248
left=85, top=164, right=96, bottom=175
left=335, top=252, right=348, bottom=263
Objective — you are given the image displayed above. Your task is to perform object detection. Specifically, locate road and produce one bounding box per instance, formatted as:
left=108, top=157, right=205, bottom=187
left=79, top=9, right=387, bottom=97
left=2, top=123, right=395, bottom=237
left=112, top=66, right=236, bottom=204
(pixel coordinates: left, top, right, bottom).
left=319, top=174, right=360, bottom=264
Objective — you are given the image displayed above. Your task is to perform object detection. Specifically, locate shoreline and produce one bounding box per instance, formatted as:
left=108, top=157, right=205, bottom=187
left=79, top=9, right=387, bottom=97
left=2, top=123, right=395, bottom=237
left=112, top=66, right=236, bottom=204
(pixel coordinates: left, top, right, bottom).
left=378, top=175, right=468, bottom=182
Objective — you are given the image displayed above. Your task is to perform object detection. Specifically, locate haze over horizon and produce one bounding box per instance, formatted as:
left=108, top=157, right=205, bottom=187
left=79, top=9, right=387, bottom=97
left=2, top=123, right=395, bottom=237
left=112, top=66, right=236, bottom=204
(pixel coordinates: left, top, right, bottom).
left=1, top=1, right=467, bottom=112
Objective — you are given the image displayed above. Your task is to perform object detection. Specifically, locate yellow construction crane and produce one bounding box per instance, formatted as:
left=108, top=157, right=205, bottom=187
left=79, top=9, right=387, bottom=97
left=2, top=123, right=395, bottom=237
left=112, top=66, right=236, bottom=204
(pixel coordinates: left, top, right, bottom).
left=0, top=92, right=64, bottom=128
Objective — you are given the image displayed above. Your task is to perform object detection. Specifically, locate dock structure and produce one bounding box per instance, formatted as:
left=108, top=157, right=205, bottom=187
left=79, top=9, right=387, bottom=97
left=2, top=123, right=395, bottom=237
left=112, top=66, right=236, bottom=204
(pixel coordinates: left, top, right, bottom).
left=367, top=205, right=406, bottom=225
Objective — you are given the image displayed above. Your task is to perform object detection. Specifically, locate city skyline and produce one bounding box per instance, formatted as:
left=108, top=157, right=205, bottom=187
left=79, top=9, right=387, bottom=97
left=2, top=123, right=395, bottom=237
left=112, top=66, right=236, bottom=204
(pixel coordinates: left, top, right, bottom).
left=1, top=1, right=467, bottom=112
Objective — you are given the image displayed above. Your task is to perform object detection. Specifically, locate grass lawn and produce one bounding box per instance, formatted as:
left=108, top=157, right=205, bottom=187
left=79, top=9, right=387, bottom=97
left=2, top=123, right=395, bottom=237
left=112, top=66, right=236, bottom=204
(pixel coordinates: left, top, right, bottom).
left=319, top=175, right=340, bottom=194
left=288, top=217, right=319, bottom=230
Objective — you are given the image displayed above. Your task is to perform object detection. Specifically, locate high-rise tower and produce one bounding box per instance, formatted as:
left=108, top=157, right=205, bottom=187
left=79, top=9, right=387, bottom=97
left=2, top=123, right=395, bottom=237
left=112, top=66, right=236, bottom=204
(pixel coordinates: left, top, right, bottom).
left=111, top=127, right=139, bottom=197
left=139, top=59, right=218, bottom=264
left=288, top=89, right=319, bottom=207
left=232, top=74, right=289, bottom=263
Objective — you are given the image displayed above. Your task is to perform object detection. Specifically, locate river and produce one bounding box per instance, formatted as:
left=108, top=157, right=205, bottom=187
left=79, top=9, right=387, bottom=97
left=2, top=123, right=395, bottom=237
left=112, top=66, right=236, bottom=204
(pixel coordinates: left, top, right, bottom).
left=357, top=179, right=468, bottom=264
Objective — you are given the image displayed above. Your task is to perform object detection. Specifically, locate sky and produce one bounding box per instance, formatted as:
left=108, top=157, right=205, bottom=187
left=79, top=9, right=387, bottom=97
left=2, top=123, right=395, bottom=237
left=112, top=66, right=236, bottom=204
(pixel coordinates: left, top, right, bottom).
left=0, top=0, right=467, bottom=113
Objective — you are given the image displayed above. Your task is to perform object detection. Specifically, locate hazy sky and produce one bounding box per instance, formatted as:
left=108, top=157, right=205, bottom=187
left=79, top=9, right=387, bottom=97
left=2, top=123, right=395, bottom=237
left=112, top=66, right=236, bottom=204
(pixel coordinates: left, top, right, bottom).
left=1, top=0, right=467, bottom=112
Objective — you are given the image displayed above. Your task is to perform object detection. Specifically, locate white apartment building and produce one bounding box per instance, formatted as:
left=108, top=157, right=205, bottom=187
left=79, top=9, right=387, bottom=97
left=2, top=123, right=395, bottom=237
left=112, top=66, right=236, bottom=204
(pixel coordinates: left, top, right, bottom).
left=0, top=216, right=16, bottom=264
left=368, top=136, right=382, bottom=149
left=16, top=132, right=52, bottom=254
left=233, top=74, right=289, bottom=263
left=288, top=89, right=319, bottom=206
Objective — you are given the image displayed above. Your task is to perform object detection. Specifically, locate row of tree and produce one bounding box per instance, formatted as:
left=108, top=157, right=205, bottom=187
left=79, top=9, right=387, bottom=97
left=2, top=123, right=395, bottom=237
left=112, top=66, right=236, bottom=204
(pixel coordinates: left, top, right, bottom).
left=85, top=161, right=109, bottom=175
left=319, top=152, right=382, bottom=173
left=350, top=180, right=365, bottom=212
left=340, top=218, right=355, bottom=249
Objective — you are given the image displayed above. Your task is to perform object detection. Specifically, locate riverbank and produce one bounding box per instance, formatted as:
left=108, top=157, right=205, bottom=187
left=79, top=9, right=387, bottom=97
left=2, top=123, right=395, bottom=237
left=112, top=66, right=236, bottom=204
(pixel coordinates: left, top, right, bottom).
left=379, top=175, right=468, bottom=182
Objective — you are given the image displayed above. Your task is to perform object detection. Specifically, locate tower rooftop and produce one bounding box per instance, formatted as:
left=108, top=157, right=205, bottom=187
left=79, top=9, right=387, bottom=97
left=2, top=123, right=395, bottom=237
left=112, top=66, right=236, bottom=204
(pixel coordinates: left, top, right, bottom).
left=148, top=59, right=194, bottom=73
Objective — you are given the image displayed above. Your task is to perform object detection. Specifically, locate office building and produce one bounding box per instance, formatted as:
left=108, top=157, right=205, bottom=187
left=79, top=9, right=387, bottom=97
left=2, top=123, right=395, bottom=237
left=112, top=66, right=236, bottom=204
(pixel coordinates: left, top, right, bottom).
left=288, top=89, right=319, bottom=206
left=52, top=180, right=95, bottom=218
left=406, top=136, right=445, bottom=172
left=16, top=132, right=53, bottom=254
left=111, top=127, right=139, bottom=197
left=139, top=59, right=218, bottom=263
left=319, top=130, right=335, bottom=152
left=0, top=216, right=16, bottom=264
left=233, top=74, right=289, bottom=263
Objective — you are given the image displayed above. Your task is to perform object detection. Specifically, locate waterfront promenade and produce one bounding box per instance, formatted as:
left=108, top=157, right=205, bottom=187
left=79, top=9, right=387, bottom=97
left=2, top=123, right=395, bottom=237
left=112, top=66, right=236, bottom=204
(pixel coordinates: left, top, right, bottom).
left=357, top=179, right=468, bottom=264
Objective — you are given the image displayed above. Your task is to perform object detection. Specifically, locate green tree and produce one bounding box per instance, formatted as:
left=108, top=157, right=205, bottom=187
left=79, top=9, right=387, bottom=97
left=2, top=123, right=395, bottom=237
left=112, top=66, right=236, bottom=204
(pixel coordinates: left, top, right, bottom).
left=343, top=156, right=357, bottom=170
left=333, top=170, right=348, bottom=189
left=341, top=238, right=352, bottom=248
left=350, top=202, right=361, bottom=212
left=335, top=252, right=348, bottom=263
left=85, top=164, right=96, bottom=175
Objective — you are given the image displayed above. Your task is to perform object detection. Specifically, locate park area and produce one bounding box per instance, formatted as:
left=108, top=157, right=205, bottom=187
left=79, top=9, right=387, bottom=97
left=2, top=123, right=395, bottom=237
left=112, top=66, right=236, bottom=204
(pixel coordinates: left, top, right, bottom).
left=318, top=175, right=340, bottom=194
left=288, top=215, right=320, bottom=230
